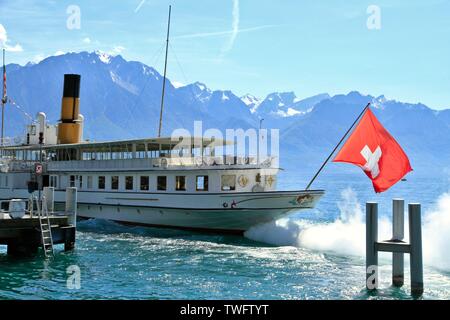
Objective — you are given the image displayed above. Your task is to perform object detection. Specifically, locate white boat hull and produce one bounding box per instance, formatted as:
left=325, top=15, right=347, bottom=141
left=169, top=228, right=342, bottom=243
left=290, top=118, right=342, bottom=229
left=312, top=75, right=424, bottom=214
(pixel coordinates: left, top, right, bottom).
left=0, top=189, right=324, bottom=234
left=74, top=204, right=299, bottom=234
left=72, top=190, right=324, bottom=233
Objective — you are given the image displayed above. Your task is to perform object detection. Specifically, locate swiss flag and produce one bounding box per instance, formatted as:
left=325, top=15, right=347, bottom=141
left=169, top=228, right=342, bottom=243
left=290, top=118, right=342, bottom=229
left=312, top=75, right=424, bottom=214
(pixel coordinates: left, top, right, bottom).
left=333, top=107, right=412, bottom=193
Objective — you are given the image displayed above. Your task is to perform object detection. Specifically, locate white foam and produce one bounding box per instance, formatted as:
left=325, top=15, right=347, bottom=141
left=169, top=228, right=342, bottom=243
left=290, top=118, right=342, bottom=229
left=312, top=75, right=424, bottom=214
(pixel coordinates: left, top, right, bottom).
left=245, top=188, right=450, bottom=271
left=422, top=193, right=450, bottom=271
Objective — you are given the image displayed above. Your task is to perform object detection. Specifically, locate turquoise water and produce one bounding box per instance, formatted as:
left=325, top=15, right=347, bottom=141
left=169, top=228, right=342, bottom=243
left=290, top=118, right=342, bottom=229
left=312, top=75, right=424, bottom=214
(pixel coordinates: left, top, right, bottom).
left=0, top=168, right=449, bottom=299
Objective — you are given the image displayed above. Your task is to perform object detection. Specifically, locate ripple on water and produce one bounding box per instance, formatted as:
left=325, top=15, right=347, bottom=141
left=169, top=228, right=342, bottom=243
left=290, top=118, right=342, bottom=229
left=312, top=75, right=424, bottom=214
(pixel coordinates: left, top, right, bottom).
left=1, top=174, right=449, bottom=299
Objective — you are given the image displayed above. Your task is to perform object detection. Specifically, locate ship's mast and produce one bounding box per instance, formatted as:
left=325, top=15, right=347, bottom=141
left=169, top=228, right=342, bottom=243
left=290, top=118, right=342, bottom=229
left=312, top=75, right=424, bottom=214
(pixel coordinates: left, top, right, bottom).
left=1, top=49, right=6, bottom=146
left=157, top=5, right=171, bottom=138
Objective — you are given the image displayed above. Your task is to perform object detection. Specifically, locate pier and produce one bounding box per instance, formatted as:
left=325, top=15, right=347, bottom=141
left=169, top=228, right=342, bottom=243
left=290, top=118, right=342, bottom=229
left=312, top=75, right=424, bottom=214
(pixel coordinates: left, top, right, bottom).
left=0, top=187, right=77, bottom=257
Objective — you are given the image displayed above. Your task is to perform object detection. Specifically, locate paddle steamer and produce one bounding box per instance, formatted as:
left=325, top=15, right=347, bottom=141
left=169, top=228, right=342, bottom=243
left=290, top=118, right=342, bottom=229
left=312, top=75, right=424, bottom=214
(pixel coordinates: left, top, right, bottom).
left=0, top=74, right=323, bottom=234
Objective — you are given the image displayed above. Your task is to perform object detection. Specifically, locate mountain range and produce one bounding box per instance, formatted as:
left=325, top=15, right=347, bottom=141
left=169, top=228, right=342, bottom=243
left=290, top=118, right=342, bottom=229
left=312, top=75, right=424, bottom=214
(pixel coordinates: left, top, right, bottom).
left=3, top=51, right=450, bottom=175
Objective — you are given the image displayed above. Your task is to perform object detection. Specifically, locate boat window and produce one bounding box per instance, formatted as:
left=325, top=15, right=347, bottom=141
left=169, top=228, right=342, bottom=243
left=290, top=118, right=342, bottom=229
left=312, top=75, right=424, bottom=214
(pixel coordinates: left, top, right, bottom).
left=124, top=144, right=133, bottom=159
left=43, top=175, right=50, bottom=188
left=98, top=176, right=105, bottom=190
left=111, top=176, right=119, bottom=190
left=136, top=144, right=147, bottom=158
left=50, top=175, right=58, bottom=188
left=140, top=176, right=149, bottom=191
left=78, top=175, right=83, bottom=189
left=70, top=175, right=76, bottom=188
left=221, top=175, right=236, bottom=191
left=87, top=176, right=93, bottom=189
left=125, top=176, right=133, bottom=190
left=157, top=176, right=167, bottom=191
left=176, top=176, right=186, bottom=191
left=196, top=176, right=208, bottom=191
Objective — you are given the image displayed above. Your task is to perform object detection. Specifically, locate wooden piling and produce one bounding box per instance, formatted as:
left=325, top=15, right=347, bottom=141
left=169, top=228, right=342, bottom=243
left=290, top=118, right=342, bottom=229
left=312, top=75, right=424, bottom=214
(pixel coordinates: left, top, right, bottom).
left=409, top=203, right=424, bottom=296
left=65, top=187, right=77, bottom=228
left=366, top=200, right=424, bottom=297
left=392, top=199, right=404, bottom=287
left=366, top=202, right=378, bottom=290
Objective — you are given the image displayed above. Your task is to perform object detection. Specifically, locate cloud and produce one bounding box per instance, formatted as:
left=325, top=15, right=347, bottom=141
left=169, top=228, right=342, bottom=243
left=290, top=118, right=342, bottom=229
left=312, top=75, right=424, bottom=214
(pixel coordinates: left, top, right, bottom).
left=0, top=24, right=6, bottom=45
left=171, top=80, right=185, bottom=88
left=172, top=1, right=280, bottom=59
left=220, top=0, right=240, bottom=57
left=83, top=37, right=91, bottom=44
left=4, top=44, right=23, bottom=52
left=110, top=46, right=125, bottom=55
left=95, top=46, right=125, bottom=57
left=173, top=25, right=277, bottom=40
left=134, top=0, right=146, bottom=13
left=28, top=51, right=64, bottom=64
left=31, top=54, right=45, bottom=64
left=0, top=24, right=23, bottom=52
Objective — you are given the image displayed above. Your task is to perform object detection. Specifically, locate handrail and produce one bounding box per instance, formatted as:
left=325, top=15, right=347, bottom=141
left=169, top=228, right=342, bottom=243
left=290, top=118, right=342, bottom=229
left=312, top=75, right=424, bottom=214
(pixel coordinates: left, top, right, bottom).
left=46, top=156, right=278, bottom=171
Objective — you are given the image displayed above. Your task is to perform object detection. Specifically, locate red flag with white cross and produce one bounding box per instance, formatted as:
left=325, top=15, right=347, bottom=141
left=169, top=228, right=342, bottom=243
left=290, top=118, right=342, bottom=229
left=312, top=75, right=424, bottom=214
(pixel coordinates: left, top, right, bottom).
left=333, top=108, right=412, bottom=193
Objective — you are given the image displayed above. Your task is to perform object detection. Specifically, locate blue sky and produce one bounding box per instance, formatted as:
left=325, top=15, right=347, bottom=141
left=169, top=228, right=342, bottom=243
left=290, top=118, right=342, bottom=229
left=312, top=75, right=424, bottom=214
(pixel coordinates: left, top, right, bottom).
left=0, top=0, right=449, bottom=109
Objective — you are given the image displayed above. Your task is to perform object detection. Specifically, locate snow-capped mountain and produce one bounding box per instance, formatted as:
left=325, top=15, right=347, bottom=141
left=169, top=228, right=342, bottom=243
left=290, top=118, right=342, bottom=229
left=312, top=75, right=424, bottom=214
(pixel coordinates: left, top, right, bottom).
left=241, top=94, right=261, bottom=113
left=256, top=92, right=330, bottom=117
left=3, top=51, right=449, bottom=173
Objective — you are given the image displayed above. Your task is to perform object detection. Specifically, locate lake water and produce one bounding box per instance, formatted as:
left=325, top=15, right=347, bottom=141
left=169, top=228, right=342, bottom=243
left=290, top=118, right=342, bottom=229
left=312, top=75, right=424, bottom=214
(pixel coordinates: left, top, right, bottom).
left=0, top=167, right=449, bottom=300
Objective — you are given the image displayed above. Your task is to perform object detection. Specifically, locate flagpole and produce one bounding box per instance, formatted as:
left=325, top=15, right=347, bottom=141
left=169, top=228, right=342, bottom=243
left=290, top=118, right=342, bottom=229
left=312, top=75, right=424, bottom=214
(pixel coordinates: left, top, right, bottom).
left=157, top=5, right=171, bottom=138
left=305, top=102, right=371, bottom=190
left=1, top=48, right=5, bottom=147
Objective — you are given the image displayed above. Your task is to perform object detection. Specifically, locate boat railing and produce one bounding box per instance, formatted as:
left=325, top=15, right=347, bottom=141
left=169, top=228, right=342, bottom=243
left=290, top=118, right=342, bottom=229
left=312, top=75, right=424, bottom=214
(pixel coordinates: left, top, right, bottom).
left=1, top=160, right=38, bottom=172
left=47, top=156, right=277, bottom=171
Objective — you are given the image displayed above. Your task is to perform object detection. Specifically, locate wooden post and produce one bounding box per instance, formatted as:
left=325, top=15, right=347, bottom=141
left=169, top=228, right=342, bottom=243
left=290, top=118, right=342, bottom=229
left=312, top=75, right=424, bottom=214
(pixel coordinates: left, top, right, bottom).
left=64, top=227, right=76, bottom=251
left=409, top=203, right=424, bottom=296
left=366, top=202, right=378, bottom=290
left=65, top=187, right=77, bottom=228
left=392, top=199, right=404, bottom=286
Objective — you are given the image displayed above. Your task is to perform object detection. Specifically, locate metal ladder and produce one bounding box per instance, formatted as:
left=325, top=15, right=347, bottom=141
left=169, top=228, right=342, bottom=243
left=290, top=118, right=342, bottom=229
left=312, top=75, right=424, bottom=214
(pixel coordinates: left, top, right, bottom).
left=36, top=196, right=54, bottom=257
